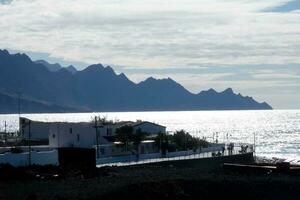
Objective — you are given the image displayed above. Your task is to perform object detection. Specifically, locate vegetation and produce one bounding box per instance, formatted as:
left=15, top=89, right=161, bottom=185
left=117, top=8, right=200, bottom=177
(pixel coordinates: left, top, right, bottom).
left=10, top=146, right=23, bottom=154
left=90, top=115, right=115, bottom=125
left=0, top=131, right=21, bottom=146
left=155, top=130, right=209, bottom=152
left=115, top=125, right=134, bottom=152
left=115, top=128, right=209, bottom=154
left=115, top=126, right=148, bottom=153
left=154, top=132, right=171, bottom=154
left=132, top=128, right=148, bottom=151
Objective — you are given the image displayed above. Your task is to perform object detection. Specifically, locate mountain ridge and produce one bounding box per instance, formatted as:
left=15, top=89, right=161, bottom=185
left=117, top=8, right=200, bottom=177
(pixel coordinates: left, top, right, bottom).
left=0, top=49, right=272, bottom=113
left=35, top=59, right=78, bottom=74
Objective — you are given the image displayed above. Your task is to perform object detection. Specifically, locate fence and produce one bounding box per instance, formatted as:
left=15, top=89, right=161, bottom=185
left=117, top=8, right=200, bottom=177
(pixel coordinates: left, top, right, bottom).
left=97, top=144, right=253, bottom=166
left=0, top=144, right=253, bottom=167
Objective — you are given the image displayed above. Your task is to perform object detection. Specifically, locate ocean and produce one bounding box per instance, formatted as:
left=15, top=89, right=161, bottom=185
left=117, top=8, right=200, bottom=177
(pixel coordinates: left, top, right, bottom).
left=0, top=110, right=299, bottom=162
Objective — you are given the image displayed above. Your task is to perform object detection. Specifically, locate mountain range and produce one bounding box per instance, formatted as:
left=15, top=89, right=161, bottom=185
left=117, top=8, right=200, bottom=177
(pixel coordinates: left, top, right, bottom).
left=0, top=49, right=272, bottom=113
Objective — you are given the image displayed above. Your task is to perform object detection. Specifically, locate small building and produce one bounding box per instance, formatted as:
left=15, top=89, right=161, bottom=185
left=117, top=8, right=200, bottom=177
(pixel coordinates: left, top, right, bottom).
left=48, top=122, right=98, bottom=148
left=132, top=121, right=166, bottom=136
left=20, top=117, right=114, bottom=147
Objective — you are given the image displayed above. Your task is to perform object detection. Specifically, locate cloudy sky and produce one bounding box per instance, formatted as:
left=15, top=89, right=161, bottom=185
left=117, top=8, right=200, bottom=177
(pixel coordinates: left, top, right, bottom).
left=0, top=0, right=300, bottom=109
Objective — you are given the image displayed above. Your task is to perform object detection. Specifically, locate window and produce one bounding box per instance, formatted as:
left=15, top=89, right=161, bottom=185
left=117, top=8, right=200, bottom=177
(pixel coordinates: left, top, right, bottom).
left=52, top=134, right=55, bottom=139
left=77, top=134, right=80, bottom=142
left=69, top=128, right=72, bottom=134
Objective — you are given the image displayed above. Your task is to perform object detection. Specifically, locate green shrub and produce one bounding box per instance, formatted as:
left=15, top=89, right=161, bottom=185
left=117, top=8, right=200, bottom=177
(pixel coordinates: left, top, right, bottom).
left=11, top=147, right=23, bottom=154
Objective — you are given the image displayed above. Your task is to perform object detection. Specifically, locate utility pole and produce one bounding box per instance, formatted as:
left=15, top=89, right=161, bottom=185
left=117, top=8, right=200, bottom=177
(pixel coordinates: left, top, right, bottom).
left=17, top=92, right=21, bottom=119
left=93, top=117, right=102, bottom=159
left=184, top=132, right=187, bottom=151
left=159, top=136, right=162, bottom=154
left=253, top=132, right=256, bottom=157
left=4, top=121, right=7, bottom=145
left=17, top=92, right=21, bottom=141
left=22, top=118, right=31, bottom=166
left=28, top=120, right=31, bottom=166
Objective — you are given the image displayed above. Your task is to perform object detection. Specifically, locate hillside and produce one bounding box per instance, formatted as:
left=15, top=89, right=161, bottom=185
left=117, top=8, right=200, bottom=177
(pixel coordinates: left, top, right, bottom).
left=0, top=91, right=84, bottom=114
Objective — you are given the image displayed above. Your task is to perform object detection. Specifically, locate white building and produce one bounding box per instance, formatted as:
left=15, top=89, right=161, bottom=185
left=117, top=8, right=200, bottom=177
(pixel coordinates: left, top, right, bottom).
left=48, top=122, right=97, bottom=148
left=19, top=117, right=166, bottom=157
left=20, top=117, right=112, bottom=148
left=132, top=121, right=166, bottom=136
left=20, top=117, right=50, bottom=140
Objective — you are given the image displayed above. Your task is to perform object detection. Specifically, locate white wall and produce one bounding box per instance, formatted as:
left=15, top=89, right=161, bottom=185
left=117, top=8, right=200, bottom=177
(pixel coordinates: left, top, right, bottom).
left=96, top=146, right=227, bottom=165
left=0, top=146, right=54, bottom=154
left=48, top=122, right=116, bottom=148
left=20, top=121, right=50, bottom=140
left=0, top=150, right=58, bottom=167
left=49, top=123, right=97, bottom=148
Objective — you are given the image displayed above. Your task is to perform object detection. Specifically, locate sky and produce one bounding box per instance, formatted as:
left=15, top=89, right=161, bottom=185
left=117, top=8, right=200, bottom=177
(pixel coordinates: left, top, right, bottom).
left=0, top=0, right=300, bottom=109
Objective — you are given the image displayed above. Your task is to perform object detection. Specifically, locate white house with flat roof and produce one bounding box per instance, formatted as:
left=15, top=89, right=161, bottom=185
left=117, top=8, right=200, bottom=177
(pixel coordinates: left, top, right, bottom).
left=20, top=117, right=113, bottom=149
left=48, top=122, right=97, bottom=148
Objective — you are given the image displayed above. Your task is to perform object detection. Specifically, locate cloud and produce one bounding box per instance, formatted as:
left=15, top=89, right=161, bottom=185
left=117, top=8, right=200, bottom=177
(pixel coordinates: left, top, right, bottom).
left=0, top=0, right=300, bottom=108
left=0, top=0, right=300, bottom=68
left=252, top=72, right=300, bottom=80
left=0, top=0, right=12, bottom=4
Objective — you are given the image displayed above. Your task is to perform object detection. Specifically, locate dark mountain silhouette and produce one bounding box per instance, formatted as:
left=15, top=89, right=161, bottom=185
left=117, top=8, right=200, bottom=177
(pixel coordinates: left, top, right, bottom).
left=66, top=65, right=77, bottom=74
left=35, top=60, right=62, bottom=72
left=194, top=88, right=271, bottom=110
left=0, top=49, right=272, bottom=113
left=35, top=59, right=77, bottom=74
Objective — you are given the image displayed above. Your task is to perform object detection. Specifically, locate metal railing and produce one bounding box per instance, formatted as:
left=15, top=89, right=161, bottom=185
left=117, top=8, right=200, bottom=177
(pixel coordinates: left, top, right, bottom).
left=96, top=144, right=254, bottom=167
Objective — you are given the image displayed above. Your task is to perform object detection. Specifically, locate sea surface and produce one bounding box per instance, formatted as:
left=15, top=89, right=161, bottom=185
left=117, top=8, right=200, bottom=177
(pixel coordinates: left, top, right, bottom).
left=0, top=110, right=299, bottom=162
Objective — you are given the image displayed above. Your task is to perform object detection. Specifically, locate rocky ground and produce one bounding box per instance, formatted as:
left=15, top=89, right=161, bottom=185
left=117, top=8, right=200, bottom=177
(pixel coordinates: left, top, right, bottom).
left=1, top=156, right=300, bottom=200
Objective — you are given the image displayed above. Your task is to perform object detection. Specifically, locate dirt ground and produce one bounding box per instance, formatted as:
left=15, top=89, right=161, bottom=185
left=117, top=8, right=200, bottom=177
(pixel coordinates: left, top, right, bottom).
left=1, top=162, right=300, bottom=200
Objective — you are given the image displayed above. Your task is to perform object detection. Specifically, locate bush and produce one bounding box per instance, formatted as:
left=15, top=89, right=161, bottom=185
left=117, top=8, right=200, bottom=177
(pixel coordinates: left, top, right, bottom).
left=171, top=130, right=209, bottom=151
left=155, top=130, right=209, bottom=152
left=11, top=147, right=23, bottom=154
